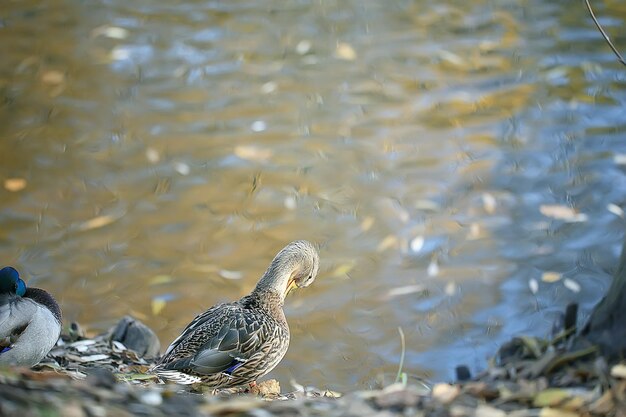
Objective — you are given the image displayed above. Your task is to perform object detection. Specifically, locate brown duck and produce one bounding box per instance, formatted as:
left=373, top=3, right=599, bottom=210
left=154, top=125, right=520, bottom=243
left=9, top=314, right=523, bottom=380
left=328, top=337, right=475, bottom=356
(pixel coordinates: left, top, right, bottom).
left=152, top=240, right=319, bottom=387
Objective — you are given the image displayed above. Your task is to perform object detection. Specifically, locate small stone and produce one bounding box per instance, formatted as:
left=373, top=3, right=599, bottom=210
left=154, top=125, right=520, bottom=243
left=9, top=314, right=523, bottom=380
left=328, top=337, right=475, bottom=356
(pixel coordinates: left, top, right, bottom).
left=108, top=316, right=161, bottom=358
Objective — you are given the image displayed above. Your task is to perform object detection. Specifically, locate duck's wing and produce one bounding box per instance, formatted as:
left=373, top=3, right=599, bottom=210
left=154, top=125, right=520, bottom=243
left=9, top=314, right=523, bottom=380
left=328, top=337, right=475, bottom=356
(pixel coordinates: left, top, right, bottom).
left=158, top=303, right=265, bottom=376
left=0, top=296, right=34, bottom=339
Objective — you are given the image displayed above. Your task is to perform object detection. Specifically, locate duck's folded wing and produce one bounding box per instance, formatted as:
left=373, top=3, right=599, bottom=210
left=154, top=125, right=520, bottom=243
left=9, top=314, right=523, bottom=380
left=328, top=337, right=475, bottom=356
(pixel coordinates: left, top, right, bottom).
left=0, top=297, right=34, bottom=339
left=160, top=308, right=263, bottom=376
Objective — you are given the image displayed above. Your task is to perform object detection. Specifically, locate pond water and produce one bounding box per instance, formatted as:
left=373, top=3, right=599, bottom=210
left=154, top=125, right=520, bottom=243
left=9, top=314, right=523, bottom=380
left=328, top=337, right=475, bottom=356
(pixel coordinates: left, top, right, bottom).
left=1, top=0, right=625, bottom=391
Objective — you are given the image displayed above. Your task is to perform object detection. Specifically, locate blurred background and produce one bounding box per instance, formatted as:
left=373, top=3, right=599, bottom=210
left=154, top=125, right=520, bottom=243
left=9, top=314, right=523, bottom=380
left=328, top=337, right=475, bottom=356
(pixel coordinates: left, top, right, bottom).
left=1, top=0, right=626, bottom=391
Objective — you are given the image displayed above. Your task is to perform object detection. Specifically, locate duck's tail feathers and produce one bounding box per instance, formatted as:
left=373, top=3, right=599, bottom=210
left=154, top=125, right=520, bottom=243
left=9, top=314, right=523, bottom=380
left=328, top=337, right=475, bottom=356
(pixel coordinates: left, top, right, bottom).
left=151, top=368, right=202, bottom=385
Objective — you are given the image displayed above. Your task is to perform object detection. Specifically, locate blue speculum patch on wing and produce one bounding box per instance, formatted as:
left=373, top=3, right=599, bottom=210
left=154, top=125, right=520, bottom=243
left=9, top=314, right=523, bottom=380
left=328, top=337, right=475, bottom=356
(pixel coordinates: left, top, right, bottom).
left=224, top=358, right=245, bottom=375
left=0, top=346, right=12, bottom=354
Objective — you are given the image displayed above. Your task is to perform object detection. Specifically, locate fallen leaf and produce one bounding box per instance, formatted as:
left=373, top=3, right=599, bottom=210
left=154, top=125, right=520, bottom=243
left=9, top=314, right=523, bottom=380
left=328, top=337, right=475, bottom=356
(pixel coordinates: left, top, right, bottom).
left=541, top=272, right=562, bottom=283
left=234, top=145, right=272, bottom=162
left=78, top=215, right=117, bottom=231
left=384, top=285, right=425, bottom=300
left=377, top=235, right=398, bottom=252
left=410, top=236, right=425, bottom=253
left=563, top=278, right=581, bottom=293
left=218, top=269, right=243, bottom=280
left=539, top=205, right=587, bottom=222
left=482, top=193, right=497, bottom=214
left=3, top=178, right=27, bottom=192
left=41, top=70, right=65, bottom=85
left=331, top=262, right=355, bottom=278
left=335, top=43, right=357, bottom=60
left=151, top=298, right=166, bottom=316
left=607, top=203, right=624, bottom=218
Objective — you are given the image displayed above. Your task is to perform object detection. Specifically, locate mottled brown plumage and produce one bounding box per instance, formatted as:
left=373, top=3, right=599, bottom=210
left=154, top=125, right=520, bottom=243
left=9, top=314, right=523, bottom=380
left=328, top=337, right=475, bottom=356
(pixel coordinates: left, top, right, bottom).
left=152, top=240, right=319, bottom=387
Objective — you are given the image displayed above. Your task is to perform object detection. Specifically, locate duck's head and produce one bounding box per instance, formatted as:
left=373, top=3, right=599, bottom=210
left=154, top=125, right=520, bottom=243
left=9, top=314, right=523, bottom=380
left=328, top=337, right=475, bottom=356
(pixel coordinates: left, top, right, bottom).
left=254, top=240, right=319, bottom=300
left=0, top=267, right=26, bottom=296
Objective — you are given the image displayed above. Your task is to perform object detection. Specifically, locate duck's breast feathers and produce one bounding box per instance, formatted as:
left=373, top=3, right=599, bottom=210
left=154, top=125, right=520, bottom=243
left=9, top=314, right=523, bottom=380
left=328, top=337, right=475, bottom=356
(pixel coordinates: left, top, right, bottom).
left=24, top=288, right=62, bottom=324
left=158, top=304, right=271, bottom=377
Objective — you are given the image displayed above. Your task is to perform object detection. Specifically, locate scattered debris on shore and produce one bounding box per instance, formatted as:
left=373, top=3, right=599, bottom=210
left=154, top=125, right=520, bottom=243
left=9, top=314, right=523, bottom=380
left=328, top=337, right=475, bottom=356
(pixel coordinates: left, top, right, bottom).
left=0, top=315, right=624, bottom=416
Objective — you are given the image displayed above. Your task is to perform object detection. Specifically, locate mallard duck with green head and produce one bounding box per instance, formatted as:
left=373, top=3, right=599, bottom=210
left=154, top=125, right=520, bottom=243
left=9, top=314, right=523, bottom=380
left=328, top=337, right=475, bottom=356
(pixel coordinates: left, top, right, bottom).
left=0, top=266, right=62, bottom=366
left=152, top=240, right=319, bottom=387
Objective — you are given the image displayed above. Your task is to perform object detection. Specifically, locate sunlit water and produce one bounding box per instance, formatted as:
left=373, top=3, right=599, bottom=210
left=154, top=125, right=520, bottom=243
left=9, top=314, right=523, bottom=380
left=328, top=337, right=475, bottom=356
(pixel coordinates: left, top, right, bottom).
left=1, top=0, right=625, bottom=391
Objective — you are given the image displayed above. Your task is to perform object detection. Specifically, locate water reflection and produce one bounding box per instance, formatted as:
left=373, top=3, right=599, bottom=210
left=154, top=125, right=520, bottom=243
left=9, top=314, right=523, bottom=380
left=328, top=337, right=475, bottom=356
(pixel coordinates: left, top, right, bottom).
left=1, top=0, right=625, bottom=390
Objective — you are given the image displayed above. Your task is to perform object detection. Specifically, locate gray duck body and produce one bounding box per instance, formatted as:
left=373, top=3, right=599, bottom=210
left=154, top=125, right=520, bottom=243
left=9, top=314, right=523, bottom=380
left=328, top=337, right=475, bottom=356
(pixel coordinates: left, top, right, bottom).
left=153, top=240, right=319, bottom=387
left=0, top=268, right=62, bottom=367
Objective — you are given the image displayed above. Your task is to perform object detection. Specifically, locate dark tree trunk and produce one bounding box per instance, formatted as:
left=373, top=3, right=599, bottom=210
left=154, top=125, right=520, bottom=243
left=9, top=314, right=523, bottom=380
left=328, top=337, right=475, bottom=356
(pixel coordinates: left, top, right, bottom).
left=577, top=238, right=626, bottom=360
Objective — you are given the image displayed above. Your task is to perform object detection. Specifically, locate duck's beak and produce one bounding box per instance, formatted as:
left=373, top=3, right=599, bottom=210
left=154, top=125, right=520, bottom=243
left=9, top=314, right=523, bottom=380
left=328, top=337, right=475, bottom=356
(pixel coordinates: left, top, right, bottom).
left=286, top=278, right=298, bottom=295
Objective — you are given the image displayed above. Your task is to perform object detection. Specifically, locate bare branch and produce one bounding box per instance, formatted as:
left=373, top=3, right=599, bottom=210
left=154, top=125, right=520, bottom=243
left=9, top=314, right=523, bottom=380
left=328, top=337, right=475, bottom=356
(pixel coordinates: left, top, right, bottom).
left=585, top=0, right=626, bottom=67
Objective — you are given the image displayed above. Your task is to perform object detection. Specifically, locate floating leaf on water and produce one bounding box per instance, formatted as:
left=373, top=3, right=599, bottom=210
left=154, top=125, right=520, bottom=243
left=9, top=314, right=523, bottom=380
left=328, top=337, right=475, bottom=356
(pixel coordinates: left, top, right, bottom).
left=233, top=145, right=272, bottom=162
left=482, top=193, right=497, bottom=214
left=296, top=40, right=312, bottom=55
left=335, top=42, right=357, bottom=60
left=360, top=216, right=375, bottom=232
left=4, top=178, right=27, bottom=192
left=250, top=120, right=267, bottom=132
left=614, top=154, right=626, bottom=165
left=541, top=272, right=562, bottom=283
left=91, top=25, right=129, bottom=39
left=410, top=236, right=425, bottom=253
left=218, top=269, right=243, bottom=280
left=529, top=278, right=539, bottom=294
left=427, top=258, right=439, bottom=277
left=174, top=162, right=190, bottom=176
left=284, top=196, right=297, bottom=210
left=432, top=383, right=460, bottom=404
left=607, top=203, right=624, bottom=218
left=77, top=215, right=118, bottom=231
left=41, top=70, right=65, bottom=85
left=149, top=275, right=172, bottom=285
left=111, top=46, right=131, bottom=61
left=331, top=262, right=355, bottom=278
left=145, top=148, right=160, bottom=163
left=563, top=278, right=581, bottom=293
left=468, top=222, right=481, bottom=240
left=414, top=199, right=440, bottom=211
left=385, top=285, right=425, bottom=300
left=539, top=205, right=588, bottom=222
left=151, top=298, right=167, bottom=316
left=261, top=81, right=277, bottom=94
left=377, top=235, right=398, bottom=252
left=437, top=50, right=466, bottom=67
left=444, top=282, right=456, bottom=296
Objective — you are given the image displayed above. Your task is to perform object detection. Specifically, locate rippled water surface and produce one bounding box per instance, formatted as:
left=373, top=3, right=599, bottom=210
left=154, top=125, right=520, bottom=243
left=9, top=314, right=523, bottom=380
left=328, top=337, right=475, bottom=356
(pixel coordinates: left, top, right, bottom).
left=1, top=0, right=626, bottom=390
